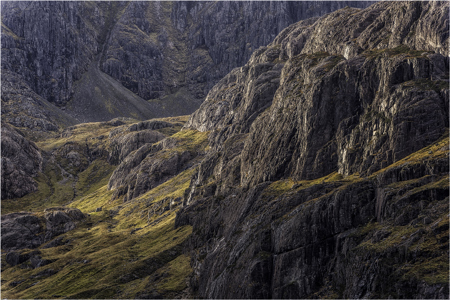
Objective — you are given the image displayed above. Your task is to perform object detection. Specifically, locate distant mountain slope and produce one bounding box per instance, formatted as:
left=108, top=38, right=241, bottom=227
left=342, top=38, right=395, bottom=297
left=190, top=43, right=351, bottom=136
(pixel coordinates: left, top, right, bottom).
left=65, top=59, right=163, bottom=123
left=1, top=1, right=374, bottom=126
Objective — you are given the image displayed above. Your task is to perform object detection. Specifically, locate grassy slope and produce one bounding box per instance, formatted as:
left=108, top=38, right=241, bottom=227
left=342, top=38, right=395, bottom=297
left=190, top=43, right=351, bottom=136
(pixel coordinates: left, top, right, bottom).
left=1, top=116, right=201, bottom=299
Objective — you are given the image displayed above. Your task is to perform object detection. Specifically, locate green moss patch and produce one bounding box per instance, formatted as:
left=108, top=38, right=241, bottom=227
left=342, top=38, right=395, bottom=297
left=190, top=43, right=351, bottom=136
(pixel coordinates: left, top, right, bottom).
left=76, top=159, right=116, bottom=197
left=402, top=79, right=448, bottom=92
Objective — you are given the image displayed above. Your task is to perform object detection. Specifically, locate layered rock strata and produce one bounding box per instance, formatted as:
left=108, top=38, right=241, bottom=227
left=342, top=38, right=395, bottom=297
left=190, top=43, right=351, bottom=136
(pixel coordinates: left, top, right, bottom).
left=176, top=1, right=449, bottom=298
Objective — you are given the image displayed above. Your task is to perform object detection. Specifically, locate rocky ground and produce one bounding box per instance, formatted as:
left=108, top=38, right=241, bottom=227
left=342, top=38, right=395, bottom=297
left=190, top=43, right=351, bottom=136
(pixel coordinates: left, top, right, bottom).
left=1, top=116, right=201, bottom=299
left=179, top=1, right=449, bottom=298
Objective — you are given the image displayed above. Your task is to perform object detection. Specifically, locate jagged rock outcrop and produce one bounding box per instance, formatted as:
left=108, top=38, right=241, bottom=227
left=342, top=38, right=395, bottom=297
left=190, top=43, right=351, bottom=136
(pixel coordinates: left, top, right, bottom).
left=43, top=207, right=85, bottom=241
left=101, top=1, right=374, bottom=116
left=177, top=1, right=449, bottom=299
left=186, top=1, right=449, bottom=186
left=1, top=1, right=374, bottom=125
left=1, top=208, right=85, bottom=251
left=1, top=70, right=78, bottom=132
left=1, top=1, right=103, bottom=107
left=1, top=123, right=43, bottom=199
left=108, top=120, right=171, bottom=165
left=108, top=133, right=202, bottom=202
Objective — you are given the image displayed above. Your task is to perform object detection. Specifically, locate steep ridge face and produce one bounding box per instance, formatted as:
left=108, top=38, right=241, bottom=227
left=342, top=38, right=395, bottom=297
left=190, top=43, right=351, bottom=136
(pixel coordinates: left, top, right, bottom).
left=1, top=1, right=162, bottom=126
left=1, top=1, right=374, bottom=126
left=1, top=123, right=43, bottom=200
left=102, top=1, right=374, bottom=116
left=1, top=1, right=102, bottom=107
left=1, top=1, right=448, bottom=299
left=186, top=0, right=449, bottom=185
left=177, top=1, right=449, bottom=298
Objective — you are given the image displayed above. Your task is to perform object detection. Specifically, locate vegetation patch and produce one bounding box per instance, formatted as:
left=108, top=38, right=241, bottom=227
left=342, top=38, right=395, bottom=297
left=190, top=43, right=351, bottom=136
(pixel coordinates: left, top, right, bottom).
left=402, top=79, right=448, bottom=92
left=155, top=254, right=192, bottom=293
left=363, top=110, right=391, bottom=124
left=363, top=45, right=430, bottom=59
left=76, top=159, right=115, bottom=197
left=371, top=128, right=449, bottom=177
left=2, top=161, right=74, bottom=214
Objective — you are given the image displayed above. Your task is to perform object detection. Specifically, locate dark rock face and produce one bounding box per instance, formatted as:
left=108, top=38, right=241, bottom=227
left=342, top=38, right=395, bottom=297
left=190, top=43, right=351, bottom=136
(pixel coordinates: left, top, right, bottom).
left=177, top=1, right=449, bottom=299
left=43, top=207, right=85, bottom=241
left=1, top=1, right=374, bottom=124
left=108, top=129, right=167, bottom=165
left=1, top=213, right=43, bottom=250
left=1, top=208, right=85, bottom=251
left=1, top=123, right=43, bottom=199
left=107, top=119, right=173, bottom=165
left=1, top=70, right=78, bottom=132
left=101, top=1, right=374, bottom=116
left=1, top=1, right=102, bottom=107
left=106, top=121, right=208, bottom=203
left=108, top=137, right=193, bottom=202
left=186, top=1, right=449, bottom=186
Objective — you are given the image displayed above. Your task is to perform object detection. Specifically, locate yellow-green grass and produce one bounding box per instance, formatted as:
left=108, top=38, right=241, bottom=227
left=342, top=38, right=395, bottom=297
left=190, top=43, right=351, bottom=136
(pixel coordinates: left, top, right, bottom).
left=400, top=255, right=449, bottom=285
left=170, top=129, right=209, bottom=152
left=355, top=210, right=449, bottom=285
left=68, top=185, right=116, bottom=213
left=75, top=159, right=116, bottom=197
left=2, top=116, right=192, bottom=214
left=156, top=254, right=192, bottom=293
left=261, top=171, right=361, bottom=200
left=1, top=162, right=75, bottom=214
left=36, top=116, right=187, bottom=152
left=2, top=159, right=116, bottom=215
left=37, top=122, right=120, bottom=152
left=371, top=129, right=449, bottom=177
left=112, top=168, right=195, bottom=232
left=2, top=165, right=195, bottom=299
left=363, top=45, right=431, bottom=59
left=1, top=117, right=199, bottom=298
left=1, top=209, right=192, bottom=299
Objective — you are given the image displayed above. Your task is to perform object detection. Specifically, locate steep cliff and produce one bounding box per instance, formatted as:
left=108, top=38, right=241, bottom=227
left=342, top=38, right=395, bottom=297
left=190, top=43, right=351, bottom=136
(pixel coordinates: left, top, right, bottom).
left=1, top=1, right=374, bottom=126
left=1, top=123, right=43, bottom=199
left=101, top=1, right=374, bottom=116
left=177, top=1, right=449, bottom=298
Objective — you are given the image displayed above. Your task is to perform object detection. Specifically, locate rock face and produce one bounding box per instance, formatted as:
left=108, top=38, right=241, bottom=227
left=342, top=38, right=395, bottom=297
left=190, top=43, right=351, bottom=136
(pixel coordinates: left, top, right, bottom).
left=108, top=120, right=172, bottom=165
left=176, top=1, right=449, bottom=299
left=186, top=1, right=449, bottom=185
left=107, top=128, right=208, bottom=202
left=1, top=1, right=102, bottom=107
left=1, top=208, right=85, bottom=251
left=1, top=1, right=374, bottom=125
left=101, top=1, right=374, bottom=116
left=1, top=70, right=78, bottom=132
left=1, top=123, right=43, bottom=199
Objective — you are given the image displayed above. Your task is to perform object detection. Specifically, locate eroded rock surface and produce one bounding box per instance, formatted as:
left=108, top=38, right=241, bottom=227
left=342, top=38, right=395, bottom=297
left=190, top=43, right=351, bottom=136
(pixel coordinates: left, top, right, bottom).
left=1, top=123, right=43, bottom=199
left=2, top=1, right=374, bottom=123
left=177, top=1, right=449, bottom=298
left=1, top=208, right=85, bottom=251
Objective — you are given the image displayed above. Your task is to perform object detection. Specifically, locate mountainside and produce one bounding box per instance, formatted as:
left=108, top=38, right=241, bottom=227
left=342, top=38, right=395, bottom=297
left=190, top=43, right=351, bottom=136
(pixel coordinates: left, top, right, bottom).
left=1, top=1, right=449, bottom=299
left=178, top=1, right=449, bottom=298
left=1, top=1, right=373, bottom=127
